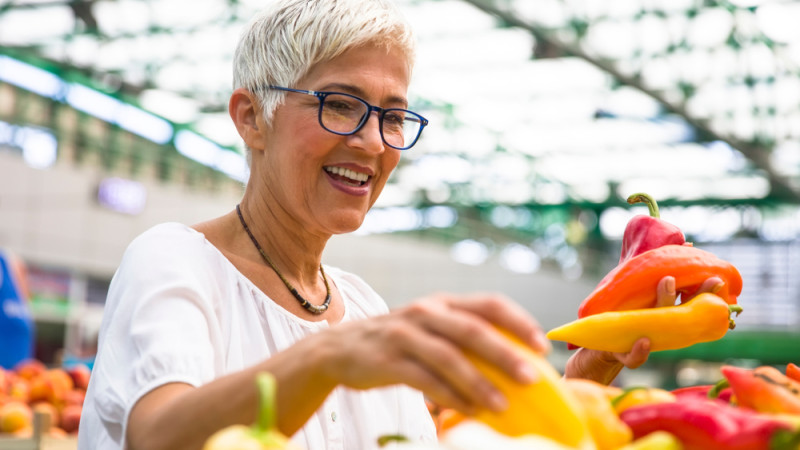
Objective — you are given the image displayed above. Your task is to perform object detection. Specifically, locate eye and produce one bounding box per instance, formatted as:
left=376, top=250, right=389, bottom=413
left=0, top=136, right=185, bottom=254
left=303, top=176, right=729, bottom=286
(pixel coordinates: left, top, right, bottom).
left=383, top=110, right=406, bottom=128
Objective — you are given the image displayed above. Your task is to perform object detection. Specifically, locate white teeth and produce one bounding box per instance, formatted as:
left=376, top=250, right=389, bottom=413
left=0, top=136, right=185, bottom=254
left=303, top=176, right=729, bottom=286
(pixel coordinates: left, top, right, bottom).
left=325, top=166, right=369, bottom=183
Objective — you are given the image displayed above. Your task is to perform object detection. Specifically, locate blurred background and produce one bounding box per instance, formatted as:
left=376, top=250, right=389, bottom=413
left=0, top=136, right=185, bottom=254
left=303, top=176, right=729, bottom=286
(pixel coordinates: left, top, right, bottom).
left=1, top=0, right=800, bottom=391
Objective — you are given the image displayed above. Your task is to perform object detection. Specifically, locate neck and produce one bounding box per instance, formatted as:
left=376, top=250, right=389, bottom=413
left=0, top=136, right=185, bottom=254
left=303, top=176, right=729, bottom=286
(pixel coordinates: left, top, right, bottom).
left=237, top=196, right=329, bottom=285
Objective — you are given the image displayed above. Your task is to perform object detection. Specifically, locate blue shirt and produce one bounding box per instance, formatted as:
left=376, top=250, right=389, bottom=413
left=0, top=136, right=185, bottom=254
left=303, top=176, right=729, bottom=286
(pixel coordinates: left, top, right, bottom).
left=0, top=250, right=34, bottom=370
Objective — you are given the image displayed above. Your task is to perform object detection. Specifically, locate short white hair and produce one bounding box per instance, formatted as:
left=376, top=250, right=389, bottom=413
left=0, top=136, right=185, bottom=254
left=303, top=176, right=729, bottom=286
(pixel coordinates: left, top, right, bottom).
left=233, top=0, right=416, bottom=125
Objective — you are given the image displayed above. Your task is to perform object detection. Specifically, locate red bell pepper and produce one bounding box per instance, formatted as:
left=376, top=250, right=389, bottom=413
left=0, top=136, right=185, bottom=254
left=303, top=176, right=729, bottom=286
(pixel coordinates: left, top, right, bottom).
left=618, top=193, right=686, bottom=264
left=619, top=398, right=800, bottom=450
left=721, top=365, right=800, bottom=415
left=787, top=363, right=800, bottom=383
left=671, top=379, right=733, bottom=404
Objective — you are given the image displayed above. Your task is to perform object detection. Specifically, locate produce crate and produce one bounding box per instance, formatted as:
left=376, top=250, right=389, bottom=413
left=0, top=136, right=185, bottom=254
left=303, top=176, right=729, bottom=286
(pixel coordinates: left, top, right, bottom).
left=0, top=412, right=78, bottom=450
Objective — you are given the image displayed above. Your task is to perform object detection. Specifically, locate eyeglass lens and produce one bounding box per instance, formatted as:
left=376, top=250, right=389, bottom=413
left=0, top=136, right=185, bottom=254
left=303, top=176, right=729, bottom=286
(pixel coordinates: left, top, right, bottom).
left=320, top=93, right=423, bottom=150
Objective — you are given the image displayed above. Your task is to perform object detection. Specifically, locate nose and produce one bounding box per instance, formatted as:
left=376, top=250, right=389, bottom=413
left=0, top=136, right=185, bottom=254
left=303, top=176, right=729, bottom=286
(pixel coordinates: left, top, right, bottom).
left=347, top=110, right=385, bottom=153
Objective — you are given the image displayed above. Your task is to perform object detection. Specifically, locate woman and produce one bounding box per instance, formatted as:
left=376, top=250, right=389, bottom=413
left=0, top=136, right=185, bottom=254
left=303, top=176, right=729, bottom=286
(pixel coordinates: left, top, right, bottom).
left=77, top=1, right=718, bottom=449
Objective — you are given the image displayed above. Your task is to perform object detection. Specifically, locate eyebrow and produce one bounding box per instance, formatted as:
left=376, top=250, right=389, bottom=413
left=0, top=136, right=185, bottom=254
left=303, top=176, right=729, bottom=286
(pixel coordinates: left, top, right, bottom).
left=318, top=82, right=409, bottom=108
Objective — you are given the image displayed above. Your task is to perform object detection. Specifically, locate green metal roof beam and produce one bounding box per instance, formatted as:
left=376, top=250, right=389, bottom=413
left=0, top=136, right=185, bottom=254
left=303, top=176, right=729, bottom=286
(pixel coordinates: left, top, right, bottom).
left=460, top=0, right=800, bottom=204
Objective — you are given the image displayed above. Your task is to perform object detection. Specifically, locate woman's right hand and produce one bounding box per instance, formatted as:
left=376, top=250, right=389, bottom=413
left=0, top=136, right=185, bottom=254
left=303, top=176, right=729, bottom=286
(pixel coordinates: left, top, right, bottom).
left=316, top=292, right=550, bottom=415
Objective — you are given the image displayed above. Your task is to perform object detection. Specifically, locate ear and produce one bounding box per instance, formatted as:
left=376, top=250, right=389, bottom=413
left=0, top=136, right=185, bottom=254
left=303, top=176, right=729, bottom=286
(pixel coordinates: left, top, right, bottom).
left=229, top=87, right=266, bottom=151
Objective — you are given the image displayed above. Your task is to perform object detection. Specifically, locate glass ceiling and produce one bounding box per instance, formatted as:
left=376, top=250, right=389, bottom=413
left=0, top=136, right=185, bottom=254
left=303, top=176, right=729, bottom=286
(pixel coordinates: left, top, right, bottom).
left=2, top=0, right=800, bottom=242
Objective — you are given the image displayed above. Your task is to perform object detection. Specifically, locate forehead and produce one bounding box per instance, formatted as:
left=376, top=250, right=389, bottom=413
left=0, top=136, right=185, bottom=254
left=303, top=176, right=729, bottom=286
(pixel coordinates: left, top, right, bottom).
left=301, top=44, right=412, bottom=101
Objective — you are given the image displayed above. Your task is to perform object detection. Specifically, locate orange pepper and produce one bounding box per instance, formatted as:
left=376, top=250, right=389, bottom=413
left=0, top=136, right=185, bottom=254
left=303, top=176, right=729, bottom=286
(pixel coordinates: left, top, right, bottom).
left=721, top=365, right=800, bottom=415
left=435, top=408, right=466, bottom=437
left=787, top=363, right=800, bottom=383
left=565, top=378, right=633, bottom=450
left=577, top=244, right=742, bottom=319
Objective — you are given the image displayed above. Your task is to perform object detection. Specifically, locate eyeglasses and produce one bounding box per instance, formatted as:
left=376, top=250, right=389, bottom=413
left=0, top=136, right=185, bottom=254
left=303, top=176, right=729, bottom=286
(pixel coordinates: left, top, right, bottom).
left=266, top=85, right=428, bottom=150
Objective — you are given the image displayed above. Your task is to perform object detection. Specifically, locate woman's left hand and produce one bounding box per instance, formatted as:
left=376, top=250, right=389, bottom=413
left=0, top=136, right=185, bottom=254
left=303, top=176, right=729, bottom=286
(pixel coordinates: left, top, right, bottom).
left=564, top=276, right=724, bottom=384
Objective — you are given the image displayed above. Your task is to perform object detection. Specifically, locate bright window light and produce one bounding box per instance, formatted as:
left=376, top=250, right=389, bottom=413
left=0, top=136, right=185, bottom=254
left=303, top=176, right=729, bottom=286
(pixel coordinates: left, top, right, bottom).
left=117, top=104, right=173, bottom=145
left=21, top=127, right=58, bottom=169
left=0, top=56, right=64, bottom=99
left=96, top=177, right=147, bottom=215
left=66, top=83, right=122, bottom=123
left=450, top=239, right=490, bottom=266
left=174, top=130, right=221, bottom=166
left=214, top=149, right=248, bottom=183
left=0, top=120, right=58, bottom=169
left=500, top=243, right=541, bottom=274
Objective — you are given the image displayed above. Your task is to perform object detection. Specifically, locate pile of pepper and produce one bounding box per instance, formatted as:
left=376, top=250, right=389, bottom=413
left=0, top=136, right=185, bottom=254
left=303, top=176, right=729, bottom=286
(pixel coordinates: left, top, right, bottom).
left=426, top=362, right=800, bottom=450
left=619, top=362, right=800, bottom=450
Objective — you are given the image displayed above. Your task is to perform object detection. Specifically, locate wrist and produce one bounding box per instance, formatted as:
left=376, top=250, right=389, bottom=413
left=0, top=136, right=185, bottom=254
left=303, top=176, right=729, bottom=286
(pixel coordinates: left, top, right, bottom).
left=565, top=348, right=623, bottom=385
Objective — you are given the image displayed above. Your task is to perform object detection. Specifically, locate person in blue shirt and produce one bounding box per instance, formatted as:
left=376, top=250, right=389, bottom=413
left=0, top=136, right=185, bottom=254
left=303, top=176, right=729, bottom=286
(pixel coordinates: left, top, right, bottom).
left=0, top=248, right=34, bottom=370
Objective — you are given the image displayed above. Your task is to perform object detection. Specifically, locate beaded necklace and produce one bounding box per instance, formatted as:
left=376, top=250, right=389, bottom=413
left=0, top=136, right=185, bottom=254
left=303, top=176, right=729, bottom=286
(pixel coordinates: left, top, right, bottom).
left=236, top=204, right=331, bottom=314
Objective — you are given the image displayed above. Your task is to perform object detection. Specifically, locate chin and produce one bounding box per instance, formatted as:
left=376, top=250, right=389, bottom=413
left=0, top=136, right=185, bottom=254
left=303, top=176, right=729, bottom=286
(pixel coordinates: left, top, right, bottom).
left=327, top=212, right=367, bottom=235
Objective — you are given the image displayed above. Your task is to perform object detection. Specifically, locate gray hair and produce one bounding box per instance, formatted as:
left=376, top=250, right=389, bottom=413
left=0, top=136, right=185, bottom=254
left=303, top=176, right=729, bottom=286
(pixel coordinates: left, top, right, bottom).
left=233, top=0, right=416, bottom=125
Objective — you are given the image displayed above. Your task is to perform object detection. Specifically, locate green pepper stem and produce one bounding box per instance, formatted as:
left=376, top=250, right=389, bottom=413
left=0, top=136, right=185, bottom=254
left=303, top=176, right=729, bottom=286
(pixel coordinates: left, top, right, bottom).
left=610, top=386, right=647, bottom=408
left=728, top=305, right=744, bottom=329
left=377, top=435, right=411, bottom=447
left=255, top=372, right=276, bottom=433
left=627, top=193, right=660, bottom=219
left=708, top=378, right=729, bottom=399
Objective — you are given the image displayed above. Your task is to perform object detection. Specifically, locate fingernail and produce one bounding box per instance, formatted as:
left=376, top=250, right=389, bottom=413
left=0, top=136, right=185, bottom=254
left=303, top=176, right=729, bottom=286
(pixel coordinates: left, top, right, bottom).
left=488, top=391, right=508, bottom=412
left=712, top=282, right=724, bottom=294
left=516, top=362, right=537, bottom=384
left=666, top=277, right=676, bottom=294
left=534, top=332, right=552, bottom=354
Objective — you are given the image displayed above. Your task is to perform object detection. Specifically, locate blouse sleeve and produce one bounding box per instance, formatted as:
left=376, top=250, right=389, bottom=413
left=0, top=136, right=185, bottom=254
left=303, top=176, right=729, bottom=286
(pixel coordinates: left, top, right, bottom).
left=87, top=223, right=225, bottom=445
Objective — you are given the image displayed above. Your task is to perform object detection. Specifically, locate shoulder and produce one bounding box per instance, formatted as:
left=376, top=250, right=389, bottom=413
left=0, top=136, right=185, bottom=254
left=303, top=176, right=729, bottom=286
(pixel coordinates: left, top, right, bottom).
left=112, top=222, right=232, bottom=297
left=324, top=265, right=389, bottom=317
left=126, top=222, right=205, bottom=256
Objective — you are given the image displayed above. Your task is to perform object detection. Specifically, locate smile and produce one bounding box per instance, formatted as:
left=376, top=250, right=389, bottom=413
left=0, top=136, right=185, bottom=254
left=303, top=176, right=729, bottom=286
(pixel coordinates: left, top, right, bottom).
left=324, top=166, right=370, bottom=187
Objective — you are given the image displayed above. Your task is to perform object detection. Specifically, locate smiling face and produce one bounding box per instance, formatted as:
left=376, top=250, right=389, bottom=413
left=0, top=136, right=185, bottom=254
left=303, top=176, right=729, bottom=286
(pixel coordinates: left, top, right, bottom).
left=250, top=43, right=411, bottom=235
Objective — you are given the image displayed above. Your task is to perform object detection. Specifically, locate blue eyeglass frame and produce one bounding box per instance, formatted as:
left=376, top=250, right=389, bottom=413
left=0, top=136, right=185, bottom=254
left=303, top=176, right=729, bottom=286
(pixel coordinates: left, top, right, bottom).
left=266, top=85, right=428, bottom=150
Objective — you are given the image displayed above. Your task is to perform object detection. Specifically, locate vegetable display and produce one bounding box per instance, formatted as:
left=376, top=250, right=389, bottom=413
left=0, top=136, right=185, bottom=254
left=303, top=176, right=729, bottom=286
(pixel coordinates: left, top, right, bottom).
left=619, top=397, right=799, bottom=450
left=721, top=365, right=800, bottom=415
left=547, top=293, right=743, bottom=353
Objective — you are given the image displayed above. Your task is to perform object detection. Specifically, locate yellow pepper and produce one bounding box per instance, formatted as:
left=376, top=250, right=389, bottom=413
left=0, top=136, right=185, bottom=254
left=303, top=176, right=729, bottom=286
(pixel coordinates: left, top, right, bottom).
left=203, top=372, right=299, bottom=450
left=547, top=293, right=742, bottom=353
left=611, top=386, right=677, bottom=414
left=619, top=431, right=683, bottom=450
left=465, top=328, right=595, bottom=449
left=564, top=378, right=633, bottom=450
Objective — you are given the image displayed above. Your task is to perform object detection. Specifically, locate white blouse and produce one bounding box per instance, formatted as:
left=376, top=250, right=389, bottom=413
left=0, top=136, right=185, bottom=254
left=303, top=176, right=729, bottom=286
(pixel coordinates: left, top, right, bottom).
left=77, top=223, right=436, bottom=450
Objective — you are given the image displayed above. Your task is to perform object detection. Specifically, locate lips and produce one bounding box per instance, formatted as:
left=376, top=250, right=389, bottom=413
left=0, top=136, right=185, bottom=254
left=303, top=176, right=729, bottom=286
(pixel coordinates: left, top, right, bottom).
left=324, top=166, right=370, bottom=187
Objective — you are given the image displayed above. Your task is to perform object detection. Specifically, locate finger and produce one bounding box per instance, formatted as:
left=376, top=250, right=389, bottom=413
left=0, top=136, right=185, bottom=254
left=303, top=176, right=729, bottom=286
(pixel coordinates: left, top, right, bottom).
left=655, top=276, right=677, bottom=308
left=390, top=357, right=476, bottom=416
left=614, top=338, right=651, bottom=369
left=441, top=293, right=550, bottom=354
left=389, top=316, right=509, bottom=412
left=403, top=301, right=538, bottom=385
left=679, top=277, right=724, bottom=302
left=698, top=277, right=724, bottom=294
